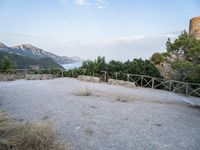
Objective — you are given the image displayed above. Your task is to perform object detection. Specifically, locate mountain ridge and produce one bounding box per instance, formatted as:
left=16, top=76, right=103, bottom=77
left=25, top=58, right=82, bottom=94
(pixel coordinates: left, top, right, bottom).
left=0, top=42, right=80, bottom=64
left=0, top=51, right=63, bottom=69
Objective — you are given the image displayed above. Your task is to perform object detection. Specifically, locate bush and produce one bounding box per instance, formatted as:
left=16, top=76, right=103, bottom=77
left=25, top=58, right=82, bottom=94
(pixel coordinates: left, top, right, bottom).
left=0, top=56, right=16, bottom=71
left=151, top=52, right=165, bottom=64
left=0, top=112, right=70, bottom=150
left=72, top=57, right=162, bottom=78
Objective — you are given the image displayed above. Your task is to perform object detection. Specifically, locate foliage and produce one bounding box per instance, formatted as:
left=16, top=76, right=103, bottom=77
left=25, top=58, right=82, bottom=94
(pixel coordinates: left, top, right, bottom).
left=0, top=51, right=63, bottom=69
left=155, top=30, right=200, bottom=83
left=81, top=56, right=107, bottom=72
left=0, top=111, right=70, bottom=150
left=172, top=61, right=194, bottom=81
left=150, top=52, right=165, bottom=64
left=0, top=56, right=16, bottom=71
left=69, top=57, right=162, bottom=78
left=166, top=31, right=191, bottom=60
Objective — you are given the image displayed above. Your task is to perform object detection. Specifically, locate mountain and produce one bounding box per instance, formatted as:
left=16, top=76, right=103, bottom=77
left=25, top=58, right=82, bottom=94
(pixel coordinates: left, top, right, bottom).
left=0, top=42, right=8, bottom=49
left=0, top=42, right=80, bottom=64
left=0, top=51, right=63, bottom=69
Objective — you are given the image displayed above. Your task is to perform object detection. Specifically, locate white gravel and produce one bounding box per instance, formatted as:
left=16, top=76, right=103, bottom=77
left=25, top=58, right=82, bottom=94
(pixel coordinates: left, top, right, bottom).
left=0, top=78, right=200, bottom=150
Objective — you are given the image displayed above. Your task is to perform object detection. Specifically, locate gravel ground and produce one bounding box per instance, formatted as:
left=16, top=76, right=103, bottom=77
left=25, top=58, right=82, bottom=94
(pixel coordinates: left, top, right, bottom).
left=0, top=78, right=200, bottom=150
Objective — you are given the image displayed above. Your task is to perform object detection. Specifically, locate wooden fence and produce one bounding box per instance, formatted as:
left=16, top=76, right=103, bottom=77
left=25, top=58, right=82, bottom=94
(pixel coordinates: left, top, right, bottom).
left=0, top=68, right=200, bottom=97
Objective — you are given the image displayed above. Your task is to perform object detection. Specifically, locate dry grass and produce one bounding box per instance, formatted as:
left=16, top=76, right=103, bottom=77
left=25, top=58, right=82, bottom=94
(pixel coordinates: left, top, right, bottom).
left=84, top=128, right=94, bottom=136
left=115, top=95, right=134, bottom=103
left=73, top=88, right=92, bottom=97
left=0, top=111, right=70, bottom=150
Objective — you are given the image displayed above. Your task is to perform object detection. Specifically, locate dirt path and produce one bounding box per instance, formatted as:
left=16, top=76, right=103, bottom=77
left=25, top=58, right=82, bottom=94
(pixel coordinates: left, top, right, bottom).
left=0, top=78, right=200, bottom=150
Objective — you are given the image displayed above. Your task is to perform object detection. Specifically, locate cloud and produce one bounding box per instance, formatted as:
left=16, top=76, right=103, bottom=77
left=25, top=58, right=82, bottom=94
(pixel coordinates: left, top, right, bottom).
left=95, top=0, right=109, bottom=9
left=50, top=32, right=180, bottom=61
left=75, top=0, right=91, bottom=6
left=59, top=0, right=109, bottom=9
left=0, top=32, right=51, bottom=40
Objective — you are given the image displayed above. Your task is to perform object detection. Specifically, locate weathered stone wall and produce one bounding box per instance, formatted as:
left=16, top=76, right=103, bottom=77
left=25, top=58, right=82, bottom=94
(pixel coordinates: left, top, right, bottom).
left=25, top=74, right=53, bottom=80
left=77, top=75, right=101, bottom=83
left=108, top=79, right=136, bottom=88
left=189, top=16, right=200, bottom=40
left=0, top=74, right=15, bottom=81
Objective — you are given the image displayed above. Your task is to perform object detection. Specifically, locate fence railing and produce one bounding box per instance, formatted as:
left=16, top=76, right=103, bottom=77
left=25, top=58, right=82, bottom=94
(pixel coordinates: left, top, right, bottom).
left=0, top=68, right=200, bottom=97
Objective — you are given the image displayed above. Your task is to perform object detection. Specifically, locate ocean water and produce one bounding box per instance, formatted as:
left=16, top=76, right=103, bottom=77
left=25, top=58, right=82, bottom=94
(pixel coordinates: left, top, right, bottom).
left=62, top=61, right=82, bottom=70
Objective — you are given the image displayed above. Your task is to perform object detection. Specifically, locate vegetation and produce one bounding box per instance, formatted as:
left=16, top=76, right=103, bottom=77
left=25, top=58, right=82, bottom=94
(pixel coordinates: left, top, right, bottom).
left=0, top=51, right=63, bottom=69
left=78, top=56, right=162, bottom=78
left=74, top=88, right=92, bottom=96
left=150, top=52, right=165, bottom=64
left=0, top=111, right=69, bottom=150
left=0, top=56, right=16, bottom=71
left=151, top=31, right=200, bottom=83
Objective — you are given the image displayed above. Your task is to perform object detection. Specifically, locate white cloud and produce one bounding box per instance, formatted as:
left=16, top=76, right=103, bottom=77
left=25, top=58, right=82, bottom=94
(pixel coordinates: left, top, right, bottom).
left=46, top=32, right=179, bottom=61
left=75, top=0, right=91, bottom=6
left=95, top=0, right=109, bottom=9
left=0, top=32, right=51, bottom=40
left=59, top=0, right=109, bottom=9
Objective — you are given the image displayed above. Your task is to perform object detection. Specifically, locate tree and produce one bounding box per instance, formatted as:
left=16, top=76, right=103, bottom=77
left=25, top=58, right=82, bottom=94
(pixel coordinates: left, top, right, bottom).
left=190, top=64, right=200, bottom=83
left=107, top=60, right=123, bottom=72
left=77, top=57, right=162, bottom=78
left=0, top=56, right=16, bottom=71
left=187, top=39, right=200, bottom=65
left=166, top=31, right=191, bottom=60
left=81, top=56, right=106, bottom=72
left=151, top=52, right=165, bottom=64
left=172, top=61, right=194, bottom=81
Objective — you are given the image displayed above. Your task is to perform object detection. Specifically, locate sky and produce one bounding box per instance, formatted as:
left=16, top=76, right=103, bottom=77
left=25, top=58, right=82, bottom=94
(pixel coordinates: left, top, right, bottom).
left=0, top=0, right=199, bottom=61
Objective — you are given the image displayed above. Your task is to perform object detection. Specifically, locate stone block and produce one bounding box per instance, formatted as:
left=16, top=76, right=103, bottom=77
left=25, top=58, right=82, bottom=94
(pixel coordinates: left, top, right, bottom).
left=77, top=75, right=101, bottom=83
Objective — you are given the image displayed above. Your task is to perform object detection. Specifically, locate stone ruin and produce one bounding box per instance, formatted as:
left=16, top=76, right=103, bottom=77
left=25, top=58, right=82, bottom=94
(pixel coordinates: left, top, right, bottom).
left=25, top=74, right=53, bottom=80
left=77, top=75, right=101, bottom=83
left=108, top=79, right=136, bottom=88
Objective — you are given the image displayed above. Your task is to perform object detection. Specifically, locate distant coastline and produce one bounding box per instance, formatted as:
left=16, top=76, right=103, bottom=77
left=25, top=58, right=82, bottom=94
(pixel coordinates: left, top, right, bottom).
left=62, top=61, right=82, bottom=70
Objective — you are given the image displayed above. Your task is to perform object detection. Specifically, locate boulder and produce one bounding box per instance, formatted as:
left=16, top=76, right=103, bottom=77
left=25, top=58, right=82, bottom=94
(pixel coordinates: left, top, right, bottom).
left=108, top=79, right=136, bottom=88
left=124, top=81, right=136, bottom=88
left=25, top=74, right=53, bottom=80
left=77, top=75, right=101, bottom=83
left=0, top=74, right=15, bottom=81
left=108, top=79, right=125, bottom=86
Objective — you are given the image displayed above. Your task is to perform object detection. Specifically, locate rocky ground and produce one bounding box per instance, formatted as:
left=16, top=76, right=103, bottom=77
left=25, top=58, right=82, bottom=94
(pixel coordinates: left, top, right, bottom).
left=0, top=78, right=200, bottom=150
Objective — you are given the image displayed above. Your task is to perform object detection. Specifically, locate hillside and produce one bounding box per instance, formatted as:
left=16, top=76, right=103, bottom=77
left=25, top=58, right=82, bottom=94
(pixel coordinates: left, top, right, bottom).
left=151, top=31, right=200, bottom=83
left=0, top=42, right=80, bottom=64
left=0, top=51, right=63, bottom=69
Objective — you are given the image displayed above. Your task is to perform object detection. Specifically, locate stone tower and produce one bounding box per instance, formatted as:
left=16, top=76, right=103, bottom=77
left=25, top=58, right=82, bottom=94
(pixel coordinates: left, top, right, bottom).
left=189, top=16, right=200, bottom=40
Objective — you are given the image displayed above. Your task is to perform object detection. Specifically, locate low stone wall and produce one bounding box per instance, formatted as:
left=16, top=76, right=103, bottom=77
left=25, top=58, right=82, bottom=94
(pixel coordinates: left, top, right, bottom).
left=0, top=74, right=15, bottom=81
left=77, top=75, right=101, bottom=83
left=25, top=74, right=53, bottom=80
left=108, top=79, right=136, bottom=88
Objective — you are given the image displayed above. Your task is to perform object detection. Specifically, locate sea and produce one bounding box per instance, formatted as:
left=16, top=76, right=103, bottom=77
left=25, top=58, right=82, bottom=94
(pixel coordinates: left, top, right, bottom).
left=62, top=61, right=82, bottom=70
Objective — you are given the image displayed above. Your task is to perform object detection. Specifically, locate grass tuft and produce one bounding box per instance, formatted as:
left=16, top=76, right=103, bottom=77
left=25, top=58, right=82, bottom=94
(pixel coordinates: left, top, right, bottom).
left=73, top=88, right=92, bottom=97
left=0, top=111, right=70, bottom=150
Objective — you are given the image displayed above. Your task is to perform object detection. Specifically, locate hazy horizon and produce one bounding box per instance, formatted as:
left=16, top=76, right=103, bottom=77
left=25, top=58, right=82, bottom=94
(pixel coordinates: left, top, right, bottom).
left=0, top=0, right=199, bottom=61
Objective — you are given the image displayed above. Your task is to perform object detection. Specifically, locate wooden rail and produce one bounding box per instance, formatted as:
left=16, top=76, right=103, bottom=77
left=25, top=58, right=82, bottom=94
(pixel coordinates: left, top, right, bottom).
left=0, top=68, right=200, bottom=97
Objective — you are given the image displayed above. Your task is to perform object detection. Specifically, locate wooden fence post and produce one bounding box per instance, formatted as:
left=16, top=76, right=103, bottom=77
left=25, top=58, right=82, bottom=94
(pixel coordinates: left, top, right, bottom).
left=141, top=76, right=143, bottom=87
left=170, top=80, right=173, bottom=91
left=61, top=69, right=64, bottom=78
left=152, top=78, right=155, bottom=89
left=72, top=70, right=74, bottom=77
left=127, top=74, right=130, bottom=81
left=83, top=69, right=86, bottom=75
left=115, top=73, right=119, bottom=80
left=186, top=83, right=189, bottom=95
left=104, top=71, right=107, bottom=82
